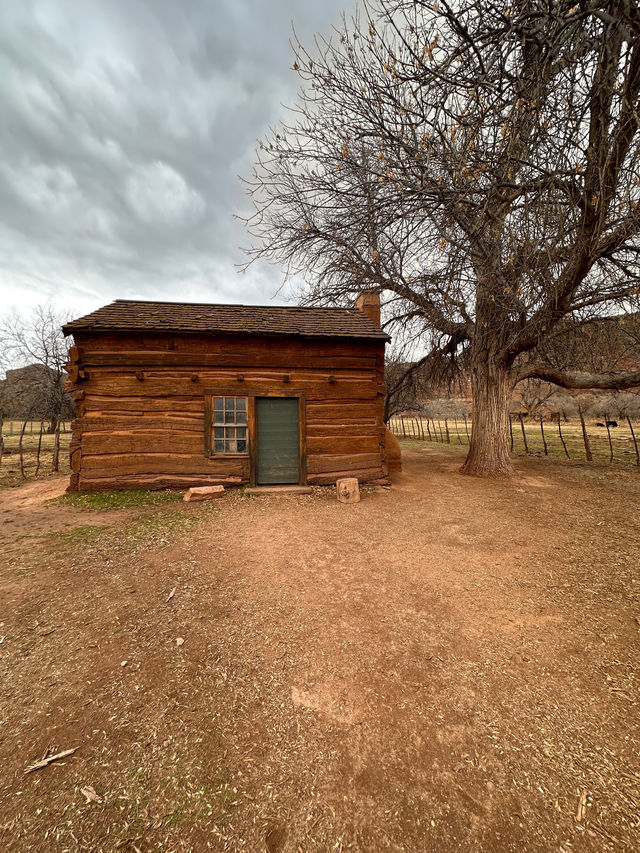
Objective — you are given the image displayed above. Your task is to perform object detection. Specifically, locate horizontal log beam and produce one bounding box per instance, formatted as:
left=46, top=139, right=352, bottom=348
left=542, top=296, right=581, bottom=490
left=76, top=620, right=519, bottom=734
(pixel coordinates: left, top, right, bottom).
left=306, top=436, right=382, bottom=453
left=78, top=351, right=377, bottom=370
left=80, top=452, right=249, bottom=476
left=77, top=474, right=245, bottom=491
left=307, top=467, right=387, bottom=485
left=80, top=416, right=205, bottom=431
left=307, top=452, right=382, bottom=474
left=79, top=379, right=383, bottom=401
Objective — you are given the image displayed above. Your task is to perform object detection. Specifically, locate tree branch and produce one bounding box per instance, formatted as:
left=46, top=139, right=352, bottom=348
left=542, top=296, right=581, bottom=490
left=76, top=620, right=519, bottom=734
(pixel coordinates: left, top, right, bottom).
left=516, top=362, right=640, bottom=390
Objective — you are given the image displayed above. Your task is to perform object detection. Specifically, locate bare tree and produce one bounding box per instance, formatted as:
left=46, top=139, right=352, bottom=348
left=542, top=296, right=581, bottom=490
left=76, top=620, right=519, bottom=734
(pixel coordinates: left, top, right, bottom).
left=384, top=326, right=467, bottom=419
left=0, top=304, right=73, bottom=436
left=243, top=0, right=640, bottom=476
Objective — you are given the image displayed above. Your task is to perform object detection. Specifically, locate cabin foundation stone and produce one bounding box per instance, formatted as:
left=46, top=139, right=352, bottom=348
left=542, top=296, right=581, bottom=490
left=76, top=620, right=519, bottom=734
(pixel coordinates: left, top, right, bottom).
left=184, top=485, right=225, bottom=502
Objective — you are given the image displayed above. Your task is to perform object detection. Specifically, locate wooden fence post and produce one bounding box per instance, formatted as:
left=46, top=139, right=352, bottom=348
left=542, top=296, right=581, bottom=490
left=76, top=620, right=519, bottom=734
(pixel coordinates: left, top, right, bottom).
left=401, top=416, right=407, bottom=438
left=444, top=419, right=450, bottom=443
left=437, top=419, right=444, bottom=441
left=463, top=415, right=470, bottom=441
left=509, top=415, right=514, bottom=451
left=52, top=420, right=61, bottom=473
left=518, top=414, right=529, bottom=453
left=453, top=418, right=463, bottom=444
left=604, top=414, right=614, bottom=463
left=35, top=421, right=44, bottom=477
left=539, top=416, right=548, bottom=455
left=426, top=419, right=432, bottom=440
left=627, top=416, right=639, bottom=467
left=19, top=420, right=27, bottom=479
left=578, top=406, right=592, bottom=462
left=557, top=413, right=570, bottom=459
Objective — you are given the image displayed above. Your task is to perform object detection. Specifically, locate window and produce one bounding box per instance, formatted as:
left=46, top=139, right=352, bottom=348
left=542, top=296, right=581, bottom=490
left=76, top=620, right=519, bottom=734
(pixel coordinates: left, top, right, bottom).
left=212, top=396, right=248, bottom=454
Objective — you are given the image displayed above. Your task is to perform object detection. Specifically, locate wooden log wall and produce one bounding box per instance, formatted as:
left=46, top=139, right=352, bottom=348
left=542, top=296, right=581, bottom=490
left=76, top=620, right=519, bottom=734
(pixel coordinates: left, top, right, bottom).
left=66, top=331, right=388, bottom=491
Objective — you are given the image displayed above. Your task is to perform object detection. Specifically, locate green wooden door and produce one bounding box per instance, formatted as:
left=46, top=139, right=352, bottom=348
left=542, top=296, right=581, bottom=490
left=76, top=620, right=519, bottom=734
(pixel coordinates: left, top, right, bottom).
left=256, top=397, right=300, bottom=485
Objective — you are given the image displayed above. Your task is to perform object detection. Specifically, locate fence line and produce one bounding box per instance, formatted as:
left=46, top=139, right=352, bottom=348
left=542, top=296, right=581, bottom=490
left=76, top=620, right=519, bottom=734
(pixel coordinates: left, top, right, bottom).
left=389, top=414, right=640, bottom=467
left=1, top=419, right=70, bottom=480
left=3, top=420, right=71, bottom=435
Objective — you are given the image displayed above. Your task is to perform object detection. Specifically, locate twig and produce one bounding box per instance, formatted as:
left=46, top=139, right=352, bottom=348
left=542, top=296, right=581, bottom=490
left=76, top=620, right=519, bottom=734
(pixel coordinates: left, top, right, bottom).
left=24, top=747, right=78, bottom=773
left=576, top=788, right=587, bottom=822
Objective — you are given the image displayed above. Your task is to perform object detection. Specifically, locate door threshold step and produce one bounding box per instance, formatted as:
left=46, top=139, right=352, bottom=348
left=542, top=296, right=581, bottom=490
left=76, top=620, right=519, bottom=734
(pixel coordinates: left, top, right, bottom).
left=245, top=485, right=313, bottom=495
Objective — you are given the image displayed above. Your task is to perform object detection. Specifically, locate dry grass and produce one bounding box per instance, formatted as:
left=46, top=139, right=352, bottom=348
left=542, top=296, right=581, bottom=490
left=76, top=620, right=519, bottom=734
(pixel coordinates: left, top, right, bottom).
left=1, top=421, right=71, bottom=488
left=390, top=415, right=640, bottom=467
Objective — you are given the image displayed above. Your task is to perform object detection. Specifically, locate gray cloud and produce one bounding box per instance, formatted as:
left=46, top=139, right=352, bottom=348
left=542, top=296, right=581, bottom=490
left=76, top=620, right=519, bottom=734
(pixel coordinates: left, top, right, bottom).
left=0, top=0, right=349, bottom=315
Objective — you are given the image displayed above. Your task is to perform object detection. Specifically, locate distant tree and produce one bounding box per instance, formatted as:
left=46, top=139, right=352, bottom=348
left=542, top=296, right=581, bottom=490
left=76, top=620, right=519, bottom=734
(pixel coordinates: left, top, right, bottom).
left=244, top=0, right=640, bottom=476
left=384, top=337, right=466, bottom=419
left=0, top=304, right=73, bottom=434
left=588, top=390, right=640, bottom=419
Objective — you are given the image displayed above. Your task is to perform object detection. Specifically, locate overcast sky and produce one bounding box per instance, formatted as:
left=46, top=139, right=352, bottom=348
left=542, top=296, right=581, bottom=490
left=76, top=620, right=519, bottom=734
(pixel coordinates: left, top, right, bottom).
left=0, top=0, right=351, bottom=318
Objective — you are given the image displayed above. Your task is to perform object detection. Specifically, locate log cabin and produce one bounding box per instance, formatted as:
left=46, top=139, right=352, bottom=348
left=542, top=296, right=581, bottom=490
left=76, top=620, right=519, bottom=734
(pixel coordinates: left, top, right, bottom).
left=62, top=294, right=392, bottom=492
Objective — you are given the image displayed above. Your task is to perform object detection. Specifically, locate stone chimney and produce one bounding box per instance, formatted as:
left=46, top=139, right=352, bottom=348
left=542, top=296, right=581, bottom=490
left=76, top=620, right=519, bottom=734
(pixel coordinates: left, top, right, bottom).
left=355, top=291, right=381, bottom=326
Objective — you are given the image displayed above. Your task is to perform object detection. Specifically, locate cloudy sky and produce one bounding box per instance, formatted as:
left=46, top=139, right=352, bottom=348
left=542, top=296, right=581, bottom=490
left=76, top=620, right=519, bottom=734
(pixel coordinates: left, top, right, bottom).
left=0, top=0, right=351, bottom=317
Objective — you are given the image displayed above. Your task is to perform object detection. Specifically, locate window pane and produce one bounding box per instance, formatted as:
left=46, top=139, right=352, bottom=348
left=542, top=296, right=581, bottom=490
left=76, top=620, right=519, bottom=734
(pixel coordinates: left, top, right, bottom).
left=211, top=397, right=249, bottom=454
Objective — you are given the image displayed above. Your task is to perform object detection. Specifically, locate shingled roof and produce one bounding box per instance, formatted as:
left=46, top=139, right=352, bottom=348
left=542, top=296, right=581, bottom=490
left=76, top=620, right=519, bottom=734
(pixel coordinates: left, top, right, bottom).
left=63, top=299, right=389, bottom=341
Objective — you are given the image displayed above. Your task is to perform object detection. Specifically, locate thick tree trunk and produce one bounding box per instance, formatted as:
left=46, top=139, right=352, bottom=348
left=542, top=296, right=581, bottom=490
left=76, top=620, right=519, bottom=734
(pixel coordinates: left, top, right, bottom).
left=460, top=361, right=514, bottom=477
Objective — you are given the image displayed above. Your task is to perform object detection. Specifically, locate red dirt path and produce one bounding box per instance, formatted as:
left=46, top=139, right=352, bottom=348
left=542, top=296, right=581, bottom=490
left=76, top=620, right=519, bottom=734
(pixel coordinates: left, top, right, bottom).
left=0, top=447, right=639, bottom=851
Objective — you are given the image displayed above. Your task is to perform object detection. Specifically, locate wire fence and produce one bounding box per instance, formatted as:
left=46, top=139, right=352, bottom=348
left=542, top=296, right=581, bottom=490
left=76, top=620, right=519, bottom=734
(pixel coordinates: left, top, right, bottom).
left=1, top=419, right=72, bottom=482
left=389, top=413, right=640, bottom=467
left=2, top=420, right=72, bottom=435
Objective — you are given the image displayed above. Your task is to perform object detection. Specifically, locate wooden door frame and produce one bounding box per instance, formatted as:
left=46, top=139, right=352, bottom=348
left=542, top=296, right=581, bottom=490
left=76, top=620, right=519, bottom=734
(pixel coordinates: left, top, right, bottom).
left=204, top=387, right=306, bottom=487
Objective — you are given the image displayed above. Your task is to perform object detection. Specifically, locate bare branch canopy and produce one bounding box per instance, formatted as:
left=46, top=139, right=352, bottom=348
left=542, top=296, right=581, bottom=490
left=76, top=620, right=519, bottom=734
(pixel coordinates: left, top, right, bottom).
left=242, top=0, right=640, bottom=475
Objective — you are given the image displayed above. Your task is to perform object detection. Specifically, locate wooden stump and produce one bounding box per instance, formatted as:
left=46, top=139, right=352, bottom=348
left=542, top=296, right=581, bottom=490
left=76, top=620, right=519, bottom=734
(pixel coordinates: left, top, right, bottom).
left=336, top=477, right=360, bottom=504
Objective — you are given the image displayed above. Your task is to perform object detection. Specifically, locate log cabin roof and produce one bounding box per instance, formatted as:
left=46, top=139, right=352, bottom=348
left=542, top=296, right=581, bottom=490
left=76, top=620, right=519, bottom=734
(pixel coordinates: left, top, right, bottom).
left=63, top=299, right=389, bottom=341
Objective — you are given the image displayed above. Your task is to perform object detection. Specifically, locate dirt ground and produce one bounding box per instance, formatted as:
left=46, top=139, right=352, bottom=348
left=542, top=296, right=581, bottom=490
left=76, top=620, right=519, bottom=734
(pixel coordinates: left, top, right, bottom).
left=0, top=446, right=639, bottom=852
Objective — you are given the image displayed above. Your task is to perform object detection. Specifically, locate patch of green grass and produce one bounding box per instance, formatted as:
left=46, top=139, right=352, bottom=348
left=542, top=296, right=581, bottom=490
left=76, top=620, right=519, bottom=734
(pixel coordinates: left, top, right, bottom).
left=47, top=524, right=108, bottom=548
left=161, top=773, right=235, bottom=830
left=399, top=438, right=468, bottom=454
left=123, top=507, right=204, bottom=542
left=49, top=489, right=183, bottom=511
